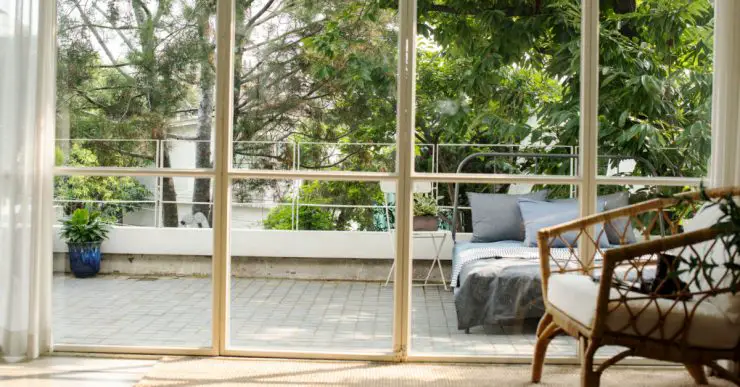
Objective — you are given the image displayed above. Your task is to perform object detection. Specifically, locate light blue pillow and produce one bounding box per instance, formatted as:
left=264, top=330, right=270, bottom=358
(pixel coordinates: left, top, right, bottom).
left=518, top=199, right=610, bottom=248
left=467, top=190, right=549, bottom=242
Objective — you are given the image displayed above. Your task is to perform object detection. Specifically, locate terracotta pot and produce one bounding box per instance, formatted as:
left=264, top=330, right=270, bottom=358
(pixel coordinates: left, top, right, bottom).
left=413, top=216, right=439, bottom=231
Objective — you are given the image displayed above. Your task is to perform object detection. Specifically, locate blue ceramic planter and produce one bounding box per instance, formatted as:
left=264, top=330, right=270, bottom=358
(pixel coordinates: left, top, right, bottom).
left=68, top=242, right=102, bottom=278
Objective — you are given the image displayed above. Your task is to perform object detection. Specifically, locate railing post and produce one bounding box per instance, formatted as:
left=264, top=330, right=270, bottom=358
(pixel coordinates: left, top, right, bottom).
left=296, top=140, right=301, bottom=171
left=291, top=141, right=297, bottom=171
left=294, top=180, right=300, bottom=231
left=154, top=140, right=161, bottom=227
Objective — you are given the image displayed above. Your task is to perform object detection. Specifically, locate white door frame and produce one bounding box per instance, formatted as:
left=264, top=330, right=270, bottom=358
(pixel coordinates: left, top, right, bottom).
left=52, top=0, right=704, bottom=362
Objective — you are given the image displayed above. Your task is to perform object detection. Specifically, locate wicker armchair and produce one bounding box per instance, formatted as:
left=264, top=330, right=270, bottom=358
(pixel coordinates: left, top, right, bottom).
left=531, top=187, right=740, bottom=387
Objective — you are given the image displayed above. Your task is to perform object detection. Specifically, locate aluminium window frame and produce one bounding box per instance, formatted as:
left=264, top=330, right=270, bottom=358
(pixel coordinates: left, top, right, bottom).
left=52, top=0, right=703, bottom=362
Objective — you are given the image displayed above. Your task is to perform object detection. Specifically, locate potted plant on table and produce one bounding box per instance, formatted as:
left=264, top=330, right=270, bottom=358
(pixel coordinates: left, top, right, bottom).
left=60, top=208, right=110, bottom=278
left=413, top=193, right=440, bottom=231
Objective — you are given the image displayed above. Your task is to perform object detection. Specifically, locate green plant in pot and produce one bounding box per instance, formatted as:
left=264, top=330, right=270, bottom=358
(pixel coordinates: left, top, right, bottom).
left=60, top=208, right=110, bottom=278
left=413, top=193, right=440, bottom=231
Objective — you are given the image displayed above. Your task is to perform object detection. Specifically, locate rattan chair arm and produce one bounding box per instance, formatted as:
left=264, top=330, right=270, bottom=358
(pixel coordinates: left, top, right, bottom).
left=537, top=197, right=675, bottom=241
left=602, top=226, right=724, bottom=265
left=675, top=186, right=740, bottom=201
left=537, top=231, right=593, bottom=298
left=538, top=186, right=740, bottom=241
left=536, top=197, right=675, bottom=296
left=590, top=226, right=726, bottom=338
left=538, top=233, right=553, bottom=295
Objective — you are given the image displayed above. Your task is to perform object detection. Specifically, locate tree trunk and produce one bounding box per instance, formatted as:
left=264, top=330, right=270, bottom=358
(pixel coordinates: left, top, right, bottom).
left=613, top=0, right=637, bottom=38
left=232, top=26, right=247, bottom=140
left=613, top=0, right=637, bottom=14
left=191, top=13, right=215, bottom=226
left=161, top=149, right=180, bottom=227
left=57, top=104, right=71, bottom=159
left=191, top=67, right=214, bottom=222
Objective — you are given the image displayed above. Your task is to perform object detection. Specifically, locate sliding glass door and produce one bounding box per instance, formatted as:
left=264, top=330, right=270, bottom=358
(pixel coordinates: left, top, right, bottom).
left=53, top=0, right=217, bottom=352
left=408, top=0, right=583, bottom=359
left=52, top=0, right=712, bottom=361
left=220, top=0, right=404, bottom=356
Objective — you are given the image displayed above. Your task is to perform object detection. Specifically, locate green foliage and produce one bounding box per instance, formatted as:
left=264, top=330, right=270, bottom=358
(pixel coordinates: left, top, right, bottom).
left=413, top=194, right=439, bottom=217
left=414, top=0, right=712, bottom=176
left=56, top=0, right=715, bottom=231
left=54, top=144, right=152, bottom=222
left=411, top=0, right=714, bottom=220
left=262, top=183, right=338, bottom=230
left=262, top=180, right=386, bottom=231
left=263, top=205, right=336, bottom=231
left=301, top=181, right=385, bottom=231
left=594, top=0, right=714, bottom=178
left=60, top=208, right=110, bottom=244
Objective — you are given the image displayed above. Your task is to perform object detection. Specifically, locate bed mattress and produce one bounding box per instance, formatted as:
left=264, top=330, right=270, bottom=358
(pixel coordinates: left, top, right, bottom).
left=451, top=240, right=652, bottom=331
left=452, top=241, right=595, bottom=331
left=451, top=241, right=555, bottom=330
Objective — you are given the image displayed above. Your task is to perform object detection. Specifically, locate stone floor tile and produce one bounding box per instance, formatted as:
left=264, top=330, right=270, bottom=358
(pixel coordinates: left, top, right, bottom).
left=53, top=275, right=580, bottom=357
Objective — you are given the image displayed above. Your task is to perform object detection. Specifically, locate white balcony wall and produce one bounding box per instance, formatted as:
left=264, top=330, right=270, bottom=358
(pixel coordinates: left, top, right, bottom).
left=120, top=204, right=269, bottom=229
left=53, top=226, right=469, bottom=260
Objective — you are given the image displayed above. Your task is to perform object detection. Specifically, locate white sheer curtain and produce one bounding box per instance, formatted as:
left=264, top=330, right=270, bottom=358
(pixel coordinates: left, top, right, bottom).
left=0, top=0, right=56, bottom=362
left=710, top=0, right=740, bottom=187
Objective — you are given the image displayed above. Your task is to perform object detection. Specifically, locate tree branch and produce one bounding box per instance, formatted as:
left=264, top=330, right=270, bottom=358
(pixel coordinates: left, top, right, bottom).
left=88, top=86, right=136, bottom=91
left=166, top=133, right=199, bottom=141
left=88, top=141, right=156, bottom=163
left=299, top=150, right=365, bottom=169
left=72, top=0, right=133, bottom=81
left=73, top=88, right=110, bottom=110
left=60, top=23, right=137, bottom=32
left=132, top=0, right=152, bottom=20
left=245, top=2, right=297, bottom=30
left=155, top=23, right=199, bottom=50
left=423, top=3, right=538, bottom=18
left=91, top=2, right=137, bottom=52
left=239, top=25, right=317, bottom=54
left=174, top=108, right=199, bottom=114
left=93, top=63, right=134, bottom=68
left=246, top=0, right=277, bottom=28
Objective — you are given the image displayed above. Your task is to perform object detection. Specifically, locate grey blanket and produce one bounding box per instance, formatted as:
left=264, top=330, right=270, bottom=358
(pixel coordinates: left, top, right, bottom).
left=454, top=257, right=544, bottom=330
left=452, top=242, right=653, bottom=331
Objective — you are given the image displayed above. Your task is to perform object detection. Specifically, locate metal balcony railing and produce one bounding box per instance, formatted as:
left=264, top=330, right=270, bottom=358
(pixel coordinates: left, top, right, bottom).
left=56, top=139, right=631, bottom=230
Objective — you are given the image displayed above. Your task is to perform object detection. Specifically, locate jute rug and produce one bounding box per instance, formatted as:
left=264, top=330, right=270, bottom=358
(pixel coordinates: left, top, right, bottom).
left=135, top=356, right=735, bottom=386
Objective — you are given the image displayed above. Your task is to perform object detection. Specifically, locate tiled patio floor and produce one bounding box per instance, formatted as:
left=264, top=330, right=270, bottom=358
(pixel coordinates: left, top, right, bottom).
left=53, top=275, right=579, bottom=357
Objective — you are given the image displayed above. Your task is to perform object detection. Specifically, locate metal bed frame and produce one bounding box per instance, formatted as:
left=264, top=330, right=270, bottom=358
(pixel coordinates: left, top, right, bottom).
left=450, top=152, right=659, bottom=243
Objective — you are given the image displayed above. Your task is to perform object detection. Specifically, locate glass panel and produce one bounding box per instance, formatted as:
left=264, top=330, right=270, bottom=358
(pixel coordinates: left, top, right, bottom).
left=228, top=179, right=395, bottom=352
left=592, top=184, right=700, bottom=360
left=409, top=181, right=579, bottom=358
left=53, top=176, right=213, bottom=347
left=597, top=0, right=714, bottom=178
left=230, top=0, right=399, bottom=173
left=414, top=1, right=581, bottom=175
left=55, top=0, right=216, bottom=170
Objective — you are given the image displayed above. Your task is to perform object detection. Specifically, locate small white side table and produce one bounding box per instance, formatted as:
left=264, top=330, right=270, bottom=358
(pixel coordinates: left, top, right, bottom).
left=384, top=230, right=449, bottom=290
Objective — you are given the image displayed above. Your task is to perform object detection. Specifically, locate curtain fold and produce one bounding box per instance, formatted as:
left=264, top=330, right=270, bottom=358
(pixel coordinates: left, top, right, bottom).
left=710, top=0, right=740, bottom=188
left=0, top=0, right=56, bottom=362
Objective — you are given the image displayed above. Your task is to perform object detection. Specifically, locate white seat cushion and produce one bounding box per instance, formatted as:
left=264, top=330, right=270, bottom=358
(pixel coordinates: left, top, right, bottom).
left=548, top=274, right=740, bottom=349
